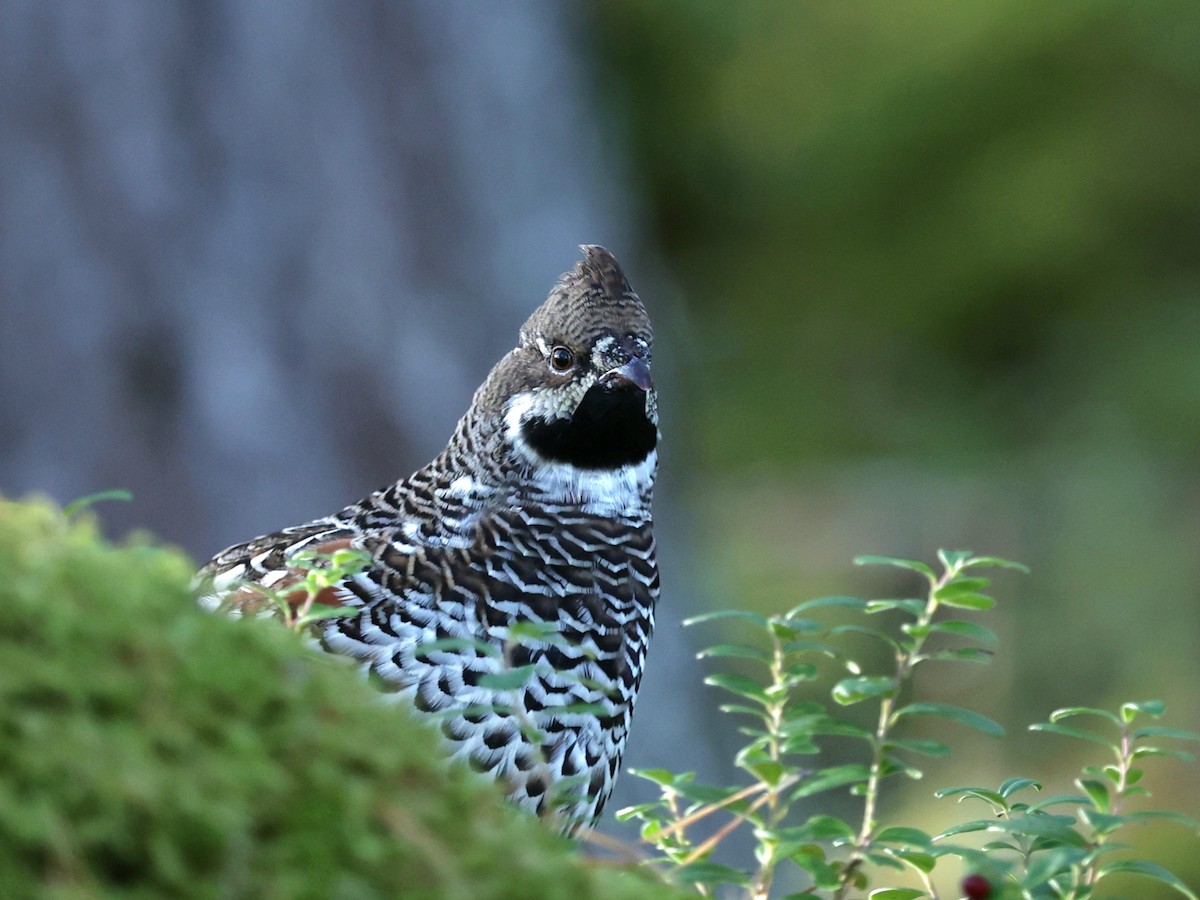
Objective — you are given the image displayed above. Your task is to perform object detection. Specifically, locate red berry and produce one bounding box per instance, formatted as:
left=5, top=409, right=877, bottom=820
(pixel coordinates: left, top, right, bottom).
left=962, top=874, right=992, bottom=899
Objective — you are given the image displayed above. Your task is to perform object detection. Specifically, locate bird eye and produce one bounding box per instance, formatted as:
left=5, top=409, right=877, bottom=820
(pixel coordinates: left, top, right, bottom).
left=549, top=346, right=575, bottom=372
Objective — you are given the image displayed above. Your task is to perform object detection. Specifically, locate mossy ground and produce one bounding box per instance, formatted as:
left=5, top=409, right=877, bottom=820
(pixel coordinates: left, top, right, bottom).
left=0, top=498, right=669, bottom=899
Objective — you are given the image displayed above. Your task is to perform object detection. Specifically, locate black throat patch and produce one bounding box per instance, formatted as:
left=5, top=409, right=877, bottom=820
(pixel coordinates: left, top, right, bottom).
left=523, top=383, right=657, bottom=470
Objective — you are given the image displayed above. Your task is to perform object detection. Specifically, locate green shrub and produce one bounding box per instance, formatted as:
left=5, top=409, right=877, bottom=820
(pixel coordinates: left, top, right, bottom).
left=0, top=497, right=667, bottom=899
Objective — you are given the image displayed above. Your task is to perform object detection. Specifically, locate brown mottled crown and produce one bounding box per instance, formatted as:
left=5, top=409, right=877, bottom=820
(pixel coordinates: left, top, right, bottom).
left=519, top=245, right=652, bottom=351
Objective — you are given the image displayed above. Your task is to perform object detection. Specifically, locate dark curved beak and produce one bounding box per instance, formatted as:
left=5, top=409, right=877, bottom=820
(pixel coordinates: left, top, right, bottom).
left=601, top=356, right=653, bottom=392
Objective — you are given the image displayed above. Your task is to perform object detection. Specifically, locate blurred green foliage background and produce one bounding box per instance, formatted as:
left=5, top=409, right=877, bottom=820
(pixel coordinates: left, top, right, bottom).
left=594, top=1, right=1200, bottom=892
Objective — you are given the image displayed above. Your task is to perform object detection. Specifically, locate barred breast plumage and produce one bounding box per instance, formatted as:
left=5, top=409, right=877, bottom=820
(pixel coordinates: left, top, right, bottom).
left=198, top=246, right=659, bottom=832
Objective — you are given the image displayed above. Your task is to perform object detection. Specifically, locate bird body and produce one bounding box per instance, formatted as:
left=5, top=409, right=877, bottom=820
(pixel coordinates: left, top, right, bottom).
left=199, top=247, right=658, bottom=831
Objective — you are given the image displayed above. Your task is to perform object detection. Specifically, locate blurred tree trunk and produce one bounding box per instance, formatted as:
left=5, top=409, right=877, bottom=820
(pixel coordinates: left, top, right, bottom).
left=1, top=1, right=628, bottom=549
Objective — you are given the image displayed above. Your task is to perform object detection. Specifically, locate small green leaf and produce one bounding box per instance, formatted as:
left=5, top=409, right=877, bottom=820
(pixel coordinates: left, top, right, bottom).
left=1121, top=699, right=1166, bottom=722
left=551, top=701, right=610, bottom=716
left=964, top=555, right=1029, bottom=572
left=782, top=638, right=843, bottom=658
left=718, top=702, right=766, bottom=719
left=890, top=849, right=937, bottom=873
left=742, top=759, right=785, bottom=787
left=934, top=819, right=996, bottom=839
left=937, top=549, right=973, bottom=569
left=1132, top=746, right=1196, bottom=762
left=934, top=591, right=995, bottom=611
left=675, top=861, right=751, bottom=886
left=879, top=755, right=924, bottom=780
left=792, top=764, right=871, bottom=799
left=875, top=826, right=932, bottom=848
left=1099, top=859, right=1199, bottom=900
left=475, top=665, right=538, bottom=691
left=1050, top=706, right=1121, bottom=725
left=864, top=849, right=907, bottom=871
left=697, top=643, right=771, bottom=663
left=786, top=595, right=867, bottom=616
left=774, top=837, right=827, bottom=860
left=884, top=737, right=951, bottom=757
left=296, top=605, right=354, bottom=623
left=1026, top=793, right=1090, bottom=813
left=769, top=620, right=799, bottom=640
left=793, top=814, right=856, bottom=841
left=918, top=647, right=994, bottom=665
left=868, top=889, right=926, bottom=900
left=938, top=815, right=1085, bottom=846
left=1030, top=722, right=1118, bottom=749
left=831, top=623, right=901, bottom=650
left=865, top=598, right=926, bottom=616
left=1086, top=763, right=1120, bottom=784
left=735, top=742, right=770, bottom=765
left=1120, top=810, right=1200, bottom=830
left=832, top=676, right=896, bottom=705
left=638, top=819, right=662, bottom=841
left=773, top=615, right=826, bottom=635
left=995, top=815, right=1087, bottom=845
left=1023, top=847, right=1086, bottom=887
left=932, top=842, right=991, bottom=864
left=892, top=702, right=1004, bottom=736
left=853, top=555, right=936, bottom=579
left=929, top=619, right=999, bottom=646
left=64, top=489, right=134, bottom=517
left=613, top=801, right=664, bottom=821
left=328, top=546, right=371, bottom=566
left=674, top=780, right=746, bottom=806
left=782, top=735, right=821, bottom=755
left=1133, top=725, right=1200, bottom=742
left=416, top=637, right=503, bottom=658
left=998, top=777, right=1042, bottom=798
left=1078, top=777, right=1110, bottom=812
left=1081, top=809, right=1125, bottom=835
left=705, top=672, right=769, bottom=703
left=803, top=715, right=874, bottom=740
left=934, top=786, right=1007, bottom=812
left=787, top=846, right=841, bottom=889
left=781, top=700, right=827, bottom=718
left=781, top=662, right=819, bottom=684
left=934, top=576, right=990, bottom=597
left=684, top=608, right=769, bottom=628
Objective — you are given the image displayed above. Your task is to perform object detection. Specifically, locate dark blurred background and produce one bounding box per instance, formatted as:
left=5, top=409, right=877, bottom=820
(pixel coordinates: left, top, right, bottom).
left=2, top=1, right=1197, bottom=893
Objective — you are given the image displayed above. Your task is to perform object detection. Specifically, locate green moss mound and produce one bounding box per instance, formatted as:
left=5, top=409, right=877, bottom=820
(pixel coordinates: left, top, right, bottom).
left=0, top=498, right=667, bottom=899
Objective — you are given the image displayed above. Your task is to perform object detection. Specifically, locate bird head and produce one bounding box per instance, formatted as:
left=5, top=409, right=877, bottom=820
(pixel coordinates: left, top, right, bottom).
left=473, top=245, right=657, bottom=475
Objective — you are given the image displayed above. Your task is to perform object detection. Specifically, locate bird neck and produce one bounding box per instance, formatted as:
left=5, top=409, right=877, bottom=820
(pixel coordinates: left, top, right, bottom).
left=510, top=450, right=657, bottom=521
left=433, top=406, right=657, bottom=521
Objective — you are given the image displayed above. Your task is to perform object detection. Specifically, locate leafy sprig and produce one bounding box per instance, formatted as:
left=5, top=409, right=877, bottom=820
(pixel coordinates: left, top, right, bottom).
left=254, top=545, right=373, bottom=632
left=937, top=701, right=1200, bottom=898
left=619, top=551, right=1198, bottom=899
